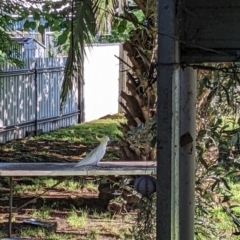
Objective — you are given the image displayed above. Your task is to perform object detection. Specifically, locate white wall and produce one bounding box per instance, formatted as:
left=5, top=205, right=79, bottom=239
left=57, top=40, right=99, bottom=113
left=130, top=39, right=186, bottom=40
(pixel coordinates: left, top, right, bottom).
left=84, top=44, right=120, bottom=122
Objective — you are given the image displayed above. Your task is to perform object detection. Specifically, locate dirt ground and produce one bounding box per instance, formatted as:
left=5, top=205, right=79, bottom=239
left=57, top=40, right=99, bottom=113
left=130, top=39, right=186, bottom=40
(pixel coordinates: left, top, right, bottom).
left=0, top=188, right=134, bottom=239
left=0, top=137, right=135, bottom=239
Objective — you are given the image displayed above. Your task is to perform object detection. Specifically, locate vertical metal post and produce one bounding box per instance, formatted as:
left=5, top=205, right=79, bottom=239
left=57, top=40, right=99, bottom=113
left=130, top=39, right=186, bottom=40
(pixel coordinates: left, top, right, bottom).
left=79, top=52, right=85, bottom=123
left=157, top=0, right=180, bottom=239
left=179, top=68, right=196, bottom=240
left=8, top=177, right=13, bottom=238
left=77, top=58, right=85, bottom=124
left=34, top=62, right=38, bottom=135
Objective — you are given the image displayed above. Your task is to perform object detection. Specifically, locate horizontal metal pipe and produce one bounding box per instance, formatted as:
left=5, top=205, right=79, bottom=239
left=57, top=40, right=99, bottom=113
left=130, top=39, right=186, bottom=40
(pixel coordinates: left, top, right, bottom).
left=0, top=71, right=34, bottom=77
left=38, top=111, right=80, bottom=124
left=0, top=67, right=64, bottom=77
left=37, top=67, right=65, bottom=71
left=0, top=120, right=35, bottom=130
left=0, top=111, right=81, bottom=133
left=37, top=68, right=64, bottom=74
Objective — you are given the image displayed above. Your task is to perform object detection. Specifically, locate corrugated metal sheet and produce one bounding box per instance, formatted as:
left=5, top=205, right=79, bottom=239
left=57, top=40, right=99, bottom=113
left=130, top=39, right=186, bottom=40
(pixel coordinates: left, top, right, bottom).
left=0, top=57, right=79, bottom=143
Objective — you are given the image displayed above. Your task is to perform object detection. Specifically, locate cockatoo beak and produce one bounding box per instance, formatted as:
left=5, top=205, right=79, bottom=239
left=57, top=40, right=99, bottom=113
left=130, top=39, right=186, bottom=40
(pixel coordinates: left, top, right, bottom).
left=96, top=136, right=110, bottom=143
left=96, top=136, right=103, bottom=142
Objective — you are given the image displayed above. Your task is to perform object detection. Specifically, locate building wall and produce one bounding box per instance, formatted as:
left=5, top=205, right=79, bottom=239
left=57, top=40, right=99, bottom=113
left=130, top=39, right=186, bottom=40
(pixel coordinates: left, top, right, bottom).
left=83, top=44, right=123, bottom=122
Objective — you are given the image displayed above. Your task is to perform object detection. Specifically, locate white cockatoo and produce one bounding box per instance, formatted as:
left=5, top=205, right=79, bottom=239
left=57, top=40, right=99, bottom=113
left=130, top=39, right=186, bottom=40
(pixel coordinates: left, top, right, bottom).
left=74, top=136, right=110, bottom=167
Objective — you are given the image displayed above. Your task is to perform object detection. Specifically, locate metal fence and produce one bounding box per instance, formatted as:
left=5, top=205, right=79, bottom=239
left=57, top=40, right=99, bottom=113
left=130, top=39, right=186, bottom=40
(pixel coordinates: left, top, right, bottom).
left=0, top=58, right=79, bottom=143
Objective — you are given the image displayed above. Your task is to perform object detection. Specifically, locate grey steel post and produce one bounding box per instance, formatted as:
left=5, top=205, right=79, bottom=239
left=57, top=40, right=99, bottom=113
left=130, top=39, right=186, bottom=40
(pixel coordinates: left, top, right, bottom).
left=157, top=0, right=180, bottom=239
left=179, top=68, right=197, bottom=240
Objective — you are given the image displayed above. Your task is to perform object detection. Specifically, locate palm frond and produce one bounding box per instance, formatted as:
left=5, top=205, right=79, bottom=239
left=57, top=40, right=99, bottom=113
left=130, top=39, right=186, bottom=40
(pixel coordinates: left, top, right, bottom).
left=93, top=0, right=120, bottom=35
left=60, top=0, right=96, bottom=109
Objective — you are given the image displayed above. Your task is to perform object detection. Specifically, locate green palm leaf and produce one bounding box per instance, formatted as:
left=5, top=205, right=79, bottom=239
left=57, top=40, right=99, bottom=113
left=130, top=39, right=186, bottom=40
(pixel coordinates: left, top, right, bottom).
left=60, top=0, right=97, bottom=109
left=93, top=0, right=120, bottom=35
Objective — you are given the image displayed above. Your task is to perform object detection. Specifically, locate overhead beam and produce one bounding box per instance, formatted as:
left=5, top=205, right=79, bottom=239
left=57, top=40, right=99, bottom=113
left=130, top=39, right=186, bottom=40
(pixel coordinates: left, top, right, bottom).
left=181, top=0, right=240, bottom=62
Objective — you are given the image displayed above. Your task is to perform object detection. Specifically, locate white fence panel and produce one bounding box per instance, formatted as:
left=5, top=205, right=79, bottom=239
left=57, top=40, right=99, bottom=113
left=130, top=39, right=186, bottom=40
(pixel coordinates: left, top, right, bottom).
left=0, top=58, right=79, bottom=143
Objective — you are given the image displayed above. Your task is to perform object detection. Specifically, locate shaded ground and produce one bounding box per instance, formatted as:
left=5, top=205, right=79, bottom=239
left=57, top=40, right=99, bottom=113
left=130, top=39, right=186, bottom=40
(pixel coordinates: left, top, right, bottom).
left=0, top=117, right=123, bottom=163
left=0, top=119, right=135, bottom=239
left=0, top=190, right=134, bottom=239
left=0, top=137, right=119, bottom=163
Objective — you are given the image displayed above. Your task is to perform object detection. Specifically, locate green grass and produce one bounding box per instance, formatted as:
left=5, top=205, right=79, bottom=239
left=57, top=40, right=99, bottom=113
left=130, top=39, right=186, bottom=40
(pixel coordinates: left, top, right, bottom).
left=29, top=199, right=56, bottom=220
left=32, top=204, right=51, bottom=219
left=67, top=207, right=88, bottom=228
left=204, top=180, right=240, bottom=240
left=229, top=182, right=240, bottom=204
left=218, top=116, right=240, bottom=131
left=14, top=183, right=43, bottom=194
left=211, top=208, right=232, bottom=230
left=82, top=181, right=98, bottom=193
left=28, top=119, right=124, bottom=145
left=87, top=227, right=99, bottom=240
left=20, top=228, right=73, bottom=240
left=0, top=232, right=4, bottom=239
left=0, top=118, right=124, bottom=164
left=20, top=227, right=46, bottom=239
left=13, top=177, right=98, bottom=195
